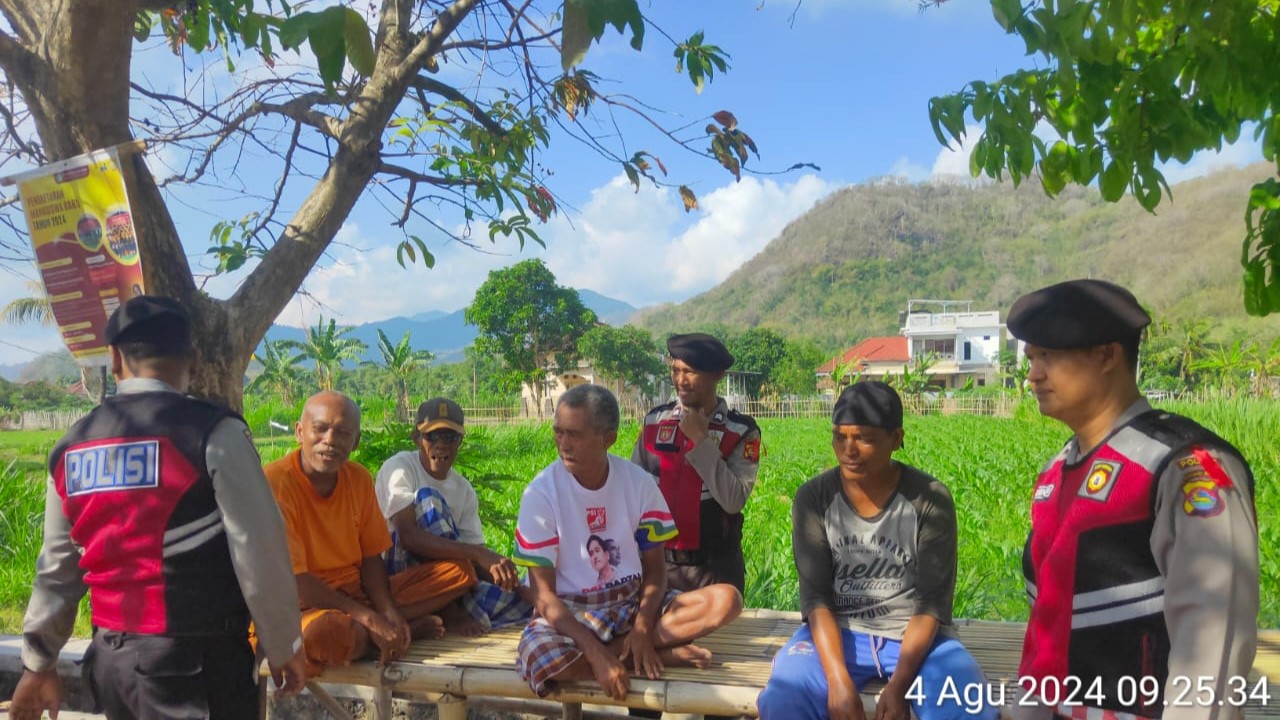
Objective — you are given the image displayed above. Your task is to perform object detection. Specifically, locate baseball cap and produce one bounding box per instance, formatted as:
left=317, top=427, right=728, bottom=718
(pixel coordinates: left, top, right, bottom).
left=104, top=295, right=192, bottom=347
left=415, top=397, right=465, bottom=434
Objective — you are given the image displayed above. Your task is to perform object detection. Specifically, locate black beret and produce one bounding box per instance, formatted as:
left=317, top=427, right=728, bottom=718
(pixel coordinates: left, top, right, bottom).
left=666, top=333, right=734, bottom=372
left=104, top=295, right=192, bottom=347
left=1006, top=279, right=1150, bottom=349
left=833, top=380, right=903, bottom=430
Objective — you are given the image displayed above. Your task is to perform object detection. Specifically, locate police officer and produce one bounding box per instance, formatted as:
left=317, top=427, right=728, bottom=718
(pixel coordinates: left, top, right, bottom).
left=631, top=333, right=761, bottom=594
left=10, top=296, right=307, bottom=720
left=1007, top=280, right=1258, bottom=720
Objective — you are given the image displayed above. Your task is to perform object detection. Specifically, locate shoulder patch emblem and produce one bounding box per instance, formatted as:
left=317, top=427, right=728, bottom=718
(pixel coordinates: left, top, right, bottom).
left=1182, top=479, right=1223, bottom=517
left=656, top=424, right=677, bottom=445
left=743, top=438, right=760, bottom=463
left=1033, top=484, right=1055, bottom=502
left=1077, top=460, right=1121, bottom=502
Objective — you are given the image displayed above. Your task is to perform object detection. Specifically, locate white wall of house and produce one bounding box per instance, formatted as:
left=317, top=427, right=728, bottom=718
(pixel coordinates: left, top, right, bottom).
left=902, top=310, right=1003, bottom=386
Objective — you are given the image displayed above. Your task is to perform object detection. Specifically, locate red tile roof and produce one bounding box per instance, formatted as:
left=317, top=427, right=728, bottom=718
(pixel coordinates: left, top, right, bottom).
left=816, top=336, right=909, bottom=374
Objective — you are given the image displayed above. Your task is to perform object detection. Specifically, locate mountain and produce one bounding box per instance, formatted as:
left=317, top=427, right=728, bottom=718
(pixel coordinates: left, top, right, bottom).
left=578, top=289, right=637, bottom=325
left=263, top=288, right=637, bottom=364
left=0, top=362, right=26, bottom=382
left=634, top=164, right=1280, bottom=349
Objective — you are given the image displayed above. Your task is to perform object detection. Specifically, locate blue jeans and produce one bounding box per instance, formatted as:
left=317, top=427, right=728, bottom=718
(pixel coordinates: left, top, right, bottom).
left=757, top=624, right=998, bottom=720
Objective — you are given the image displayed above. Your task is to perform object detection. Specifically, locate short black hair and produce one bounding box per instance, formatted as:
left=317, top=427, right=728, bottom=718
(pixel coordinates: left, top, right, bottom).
left=116, top=338, right=194, bottom=364
left=1118, top=333, right=1141, bottom=375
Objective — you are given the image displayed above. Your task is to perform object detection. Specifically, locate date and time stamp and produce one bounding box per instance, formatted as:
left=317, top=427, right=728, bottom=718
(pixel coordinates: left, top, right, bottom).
left=904, top=674, right=1272, bottom=713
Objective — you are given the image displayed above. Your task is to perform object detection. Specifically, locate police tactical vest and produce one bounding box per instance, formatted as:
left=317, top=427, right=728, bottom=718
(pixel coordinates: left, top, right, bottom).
left=48, top=391, right=250, bottom=635
left=639, top=401, right=756, bottom=553
left=1019, top=409, right=1252, bottom=717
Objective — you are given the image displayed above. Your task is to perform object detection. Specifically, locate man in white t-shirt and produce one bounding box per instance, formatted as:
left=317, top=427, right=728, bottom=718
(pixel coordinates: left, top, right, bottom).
left=375, top=397, right=532, bottom=634
left=514, top=384, right=743, bottom=701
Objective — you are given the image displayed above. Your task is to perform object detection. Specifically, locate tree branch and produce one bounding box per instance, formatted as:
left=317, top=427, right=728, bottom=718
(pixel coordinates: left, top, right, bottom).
left=411, top=75, right=505, bottom=135
left=403, top=0, right=481, bottom=74
left=378, top=161, right=482, bottom=187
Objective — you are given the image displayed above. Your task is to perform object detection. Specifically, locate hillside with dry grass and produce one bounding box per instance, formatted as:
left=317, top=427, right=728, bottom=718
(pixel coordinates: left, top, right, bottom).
left=636, top=164, right=1280, bottom=350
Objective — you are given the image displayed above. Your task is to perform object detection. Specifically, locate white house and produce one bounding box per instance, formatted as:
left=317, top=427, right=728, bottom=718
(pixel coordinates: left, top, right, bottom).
left=899, top=299, right=1004, bottom=388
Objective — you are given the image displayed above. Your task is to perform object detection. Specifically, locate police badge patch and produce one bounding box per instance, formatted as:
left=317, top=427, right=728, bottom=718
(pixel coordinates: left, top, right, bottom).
left=1077, top=460, right=1121, bottom=502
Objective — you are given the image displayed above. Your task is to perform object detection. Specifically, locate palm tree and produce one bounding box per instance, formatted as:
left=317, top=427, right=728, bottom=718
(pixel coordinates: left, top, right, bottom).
left=246, top=340, right=306, bottom=405
left=284, top=317, right=367, bottom=391
left=2, top=278, right=53, bottom=326
left=368, top=329, right=433, bottom=421
left=1189, top=339, right=1250, bottom=395
left=1246, top=336, right=1280, bottom=398
left=1, top=276, right=104, bottom=400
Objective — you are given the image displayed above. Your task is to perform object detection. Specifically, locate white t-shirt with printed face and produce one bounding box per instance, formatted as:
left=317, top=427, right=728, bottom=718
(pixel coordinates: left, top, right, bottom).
left=514, top=454, right=677, bottom=595
left=374, top=450, right=485, bottom=545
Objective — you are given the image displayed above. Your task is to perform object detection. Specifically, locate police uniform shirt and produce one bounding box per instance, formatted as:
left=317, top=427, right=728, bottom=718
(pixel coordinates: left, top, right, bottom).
left=1019, top=398, right=1258, bottom=720
left=631, top=397, right=761, bottom=513
left=22, top=378, right=303, bottom=671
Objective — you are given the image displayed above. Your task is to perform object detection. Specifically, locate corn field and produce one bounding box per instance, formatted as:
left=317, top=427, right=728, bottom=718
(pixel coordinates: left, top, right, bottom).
left=1, top=398, right=1276, bottom=635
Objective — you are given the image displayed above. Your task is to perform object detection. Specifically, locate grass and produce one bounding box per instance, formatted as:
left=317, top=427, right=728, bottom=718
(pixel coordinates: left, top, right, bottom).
left=0, top=399, right=1275, bottom=635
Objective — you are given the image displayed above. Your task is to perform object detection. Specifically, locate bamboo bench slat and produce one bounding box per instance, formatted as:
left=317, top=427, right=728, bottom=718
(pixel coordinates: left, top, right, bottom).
left=274, top=612, right=1280, bottom=718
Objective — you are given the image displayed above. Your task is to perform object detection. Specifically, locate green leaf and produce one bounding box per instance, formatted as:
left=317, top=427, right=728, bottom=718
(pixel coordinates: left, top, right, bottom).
left=343, top=8, right=375, bottom=76
left=134, top=12, right=154, bottom=42
left=623, top=162, right=640, bottom=190
left=1099, top=161, right=1130, bottom=202
left=560, top=0, right=645, bottom=71
left=279, top=13, right=314, bottom=50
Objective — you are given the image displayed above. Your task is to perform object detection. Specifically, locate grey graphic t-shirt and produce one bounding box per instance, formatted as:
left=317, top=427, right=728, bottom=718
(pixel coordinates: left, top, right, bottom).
left=791, top=465, right=958, bottom=639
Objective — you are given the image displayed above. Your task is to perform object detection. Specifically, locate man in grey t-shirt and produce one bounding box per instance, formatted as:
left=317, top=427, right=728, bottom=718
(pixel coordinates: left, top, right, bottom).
left=758, top=382, right=994, bottom=720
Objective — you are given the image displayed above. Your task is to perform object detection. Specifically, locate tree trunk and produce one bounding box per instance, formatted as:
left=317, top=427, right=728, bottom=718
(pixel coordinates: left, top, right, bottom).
left=0, top=0, right=476, bottom=413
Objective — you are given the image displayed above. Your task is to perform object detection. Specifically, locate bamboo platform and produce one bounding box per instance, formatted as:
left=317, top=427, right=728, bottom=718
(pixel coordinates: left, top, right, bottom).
left=291, top=611, right=1280, bottom=719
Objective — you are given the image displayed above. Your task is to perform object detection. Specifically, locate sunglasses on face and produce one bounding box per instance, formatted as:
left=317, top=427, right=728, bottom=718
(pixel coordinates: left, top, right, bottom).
left=425, top=430, right=463, bottom=444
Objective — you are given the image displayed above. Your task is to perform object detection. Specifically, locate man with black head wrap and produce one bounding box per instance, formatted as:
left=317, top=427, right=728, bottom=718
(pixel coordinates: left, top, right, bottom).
left=758, top=381, right=993, bottom=720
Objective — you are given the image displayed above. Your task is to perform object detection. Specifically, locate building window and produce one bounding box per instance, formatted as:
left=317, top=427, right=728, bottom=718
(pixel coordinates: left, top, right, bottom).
left=917, top=338, right=955, bottom=358
left=963, top=341, right=972, bottom=361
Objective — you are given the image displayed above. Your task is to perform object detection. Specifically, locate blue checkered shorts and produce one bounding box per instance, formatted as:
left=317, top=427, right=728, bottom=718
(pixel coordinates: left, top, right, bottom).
left=385, top=485, right=532, bottom=630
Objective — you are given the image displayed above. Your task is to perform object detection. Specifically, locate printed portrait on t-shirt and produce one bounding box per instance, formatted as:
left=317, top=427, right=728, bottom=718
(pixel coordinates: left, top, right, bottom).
left=586, top=534, right=621, bottom=586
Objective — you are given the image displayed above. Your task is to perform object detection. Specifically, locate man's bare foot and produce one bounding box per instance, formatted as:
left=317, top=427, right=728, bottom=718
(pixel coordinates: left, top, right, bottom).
left=441, top=602, right=488, bottom=637
left=658, top=643, right=713, bottom=669
left=408, top=614, right=445, bottom=640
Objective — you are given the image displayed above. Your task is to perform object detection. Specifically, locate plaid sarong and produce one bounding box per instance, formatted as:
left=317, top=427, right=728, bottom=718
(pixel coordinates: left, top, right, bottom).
left=385, top=485, right=532, bottom=630
left=516, top=577, right=680, bottom=696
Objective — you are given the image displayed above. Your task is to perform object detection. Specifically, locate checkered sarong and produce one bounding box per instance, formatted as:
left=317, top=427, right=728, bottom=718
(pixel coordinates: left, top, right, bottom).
left=516, top=577, right=680, bottom=696
left=385, top=485, right=532, bottom=630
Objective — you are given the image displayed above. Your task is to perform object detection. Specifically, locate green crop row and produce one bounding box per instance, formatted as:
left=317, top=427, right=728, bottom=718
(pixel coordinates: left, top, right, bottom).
left=1, top=399, right=1275, bottom=634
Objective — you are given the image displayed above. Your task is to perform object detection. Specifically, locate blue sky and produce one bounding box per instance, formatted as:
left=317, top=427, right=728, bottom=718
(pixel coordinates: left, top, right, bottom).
left=0, top=0, right=1265, bottom=366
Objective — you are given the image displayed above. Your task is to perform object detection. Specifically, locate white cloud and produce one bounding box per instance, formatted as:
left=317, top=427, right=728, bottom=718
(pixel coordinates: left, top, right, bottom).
left=888, top=157, right=930, bottom=183
left=265, top=172, right=833, bottom=327
left=660, top=175, right=832, bottom=297
left=1159, top=131, right=1265, bottom=186
left=929, top=123, right=981, bottom=180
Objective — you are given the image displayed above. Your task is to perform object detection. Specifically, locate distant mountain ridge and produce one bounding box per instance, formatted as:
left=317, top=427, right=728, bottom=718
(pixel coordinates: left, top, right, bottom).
left=262, top=288, right=638, bottom=364
left=635, top=164, right=1280, bottom=348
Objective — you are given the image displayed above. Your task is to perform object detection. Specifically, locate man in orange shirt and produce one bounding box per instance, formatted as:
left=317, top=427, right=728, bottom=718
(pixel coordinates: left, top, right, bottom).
left=263, top=390, right=476, bottom=676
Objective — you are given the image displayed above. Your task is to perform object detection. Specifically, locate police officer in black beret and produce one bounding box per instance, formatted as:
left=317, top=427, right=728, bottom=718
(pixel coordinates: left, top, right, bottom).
left=11, top=296, right=308, bottom=720
left=631, top=333, right=761, bottom=596
left=1007, top=280, right=1258, bottom=720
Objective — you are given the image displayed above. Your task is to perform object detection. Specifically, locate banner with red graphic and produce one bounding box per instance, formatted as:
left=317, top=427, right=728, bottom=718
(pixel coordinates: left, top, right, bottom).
left=7, top=145, right=145, bottom=367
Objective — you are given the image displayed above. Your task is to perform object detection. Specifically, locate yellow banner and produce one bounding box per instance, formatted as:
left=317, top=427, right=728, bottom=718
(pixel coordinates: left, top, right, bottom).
left=12, top=146, right=145, bottom=367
